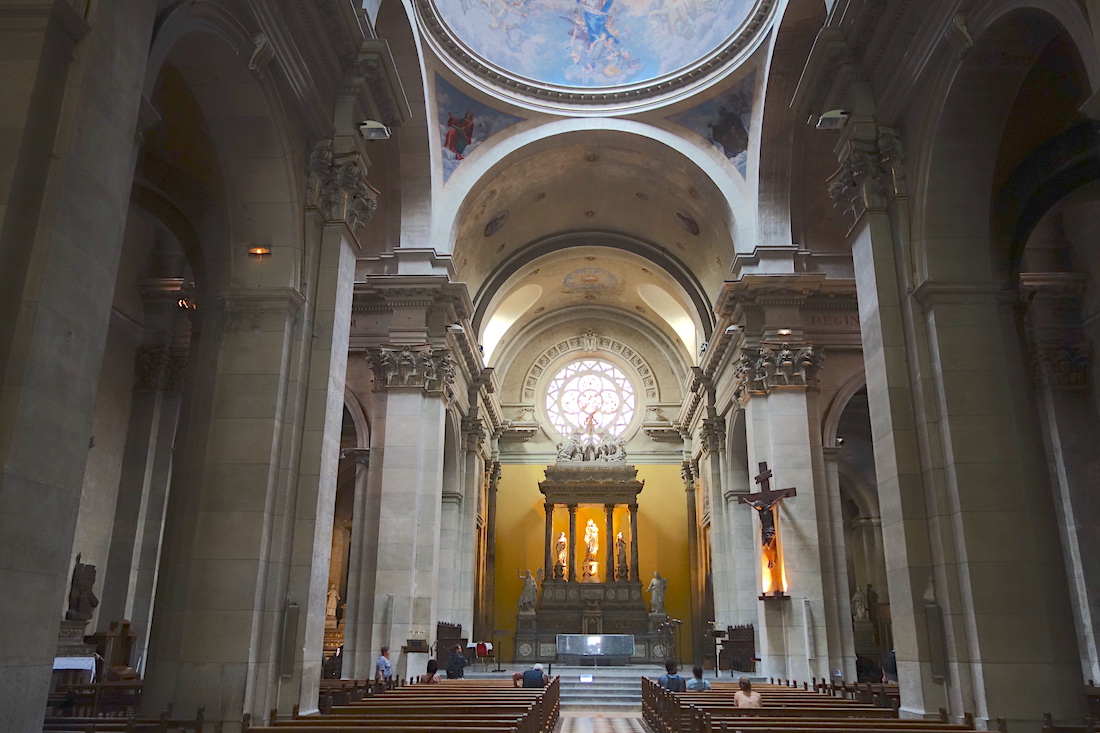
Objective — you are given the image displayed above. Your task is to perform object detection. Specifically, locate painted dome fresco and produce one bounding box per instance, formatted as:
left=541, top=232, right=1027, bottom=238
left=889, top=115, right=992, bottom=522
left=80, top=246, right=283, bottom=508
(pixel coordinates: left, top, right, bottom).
left=418, top=0, right=769, bottom=104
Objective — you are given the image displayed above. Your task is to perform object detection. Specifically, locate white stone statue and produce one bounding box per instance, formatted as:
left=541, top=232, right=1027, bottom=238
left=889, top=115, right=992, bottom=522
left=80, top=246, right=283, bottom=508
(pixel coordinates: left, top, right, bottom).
left=646, top=571, right=668, bottom=614
left=555, top=532, right=568, bottom=579
left=616, top=531, right=628, bottom=578
left=518, top=569, right=540, bottom=613
left=851, top=588, right=869, bottom=621
left=584, top=520, right=599, bottom=561
left=326, top=583, right=340, bottom=617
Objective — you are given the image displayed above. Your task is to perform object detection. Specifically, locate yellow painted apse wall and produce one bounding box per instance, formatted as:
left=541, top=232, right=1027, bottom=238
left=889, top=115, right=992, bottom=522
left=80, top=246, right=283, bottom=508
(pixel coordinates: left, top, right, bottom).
left=492, top=463, right=692, bottom=662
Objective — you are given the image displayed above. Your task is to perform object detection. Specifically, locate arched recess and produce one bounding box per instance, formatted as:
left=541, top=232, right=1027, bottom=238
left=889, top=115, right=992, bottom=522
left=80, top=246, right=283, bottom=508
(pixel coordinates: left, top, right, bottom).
left=436, top=119, right=753, bottom=286
left=822, top=370, right=867, bottom=448
left=144, top=1, right=305, bottom=294
left=911, top=0, right=1097, bottom=283
left=472, top=232, right=716, bottom=341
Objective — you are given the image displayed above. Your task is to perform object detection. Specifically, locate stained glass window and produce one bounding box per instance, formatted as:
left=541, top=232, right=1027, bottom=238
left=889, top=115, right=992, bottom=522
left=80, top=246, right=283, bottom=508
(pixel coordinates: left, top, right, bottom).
left=545, top=359, right=636, bottom=437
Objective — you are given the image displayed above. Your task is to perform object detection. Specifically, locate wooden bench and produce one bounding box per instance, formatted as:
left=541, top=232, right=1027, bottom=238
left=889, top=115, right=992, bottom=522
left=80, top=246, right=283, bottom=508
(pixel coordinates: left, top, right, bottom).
left=42, top=706, right=204, bottom=733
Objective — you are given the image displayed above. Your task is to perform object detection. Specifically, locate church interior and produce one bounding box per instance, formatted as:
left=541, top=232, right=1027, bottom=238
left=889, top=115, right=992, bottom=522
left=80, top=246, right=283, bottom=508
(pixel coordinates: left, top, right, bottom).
left=2, top=0, right=1100, bottom=730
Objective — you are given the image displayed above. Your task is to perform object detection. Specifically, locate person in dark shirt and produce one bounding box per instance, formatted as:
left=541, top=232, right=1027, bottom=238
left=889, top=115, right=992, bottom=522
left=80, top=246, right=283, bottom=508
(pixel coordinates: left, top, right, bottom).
left=446, top=644, right=469, bottom=679
left=657, top=659, right=685, bottom=692
left=512, top=663, right=549, bottom=688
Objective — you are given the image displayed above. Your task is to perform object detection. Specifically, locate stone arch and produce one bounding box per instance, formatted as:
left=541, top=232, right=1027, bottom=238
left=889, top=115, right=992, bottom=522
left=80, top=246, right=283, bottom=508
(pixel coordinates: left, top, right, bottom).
left=910, top=0, right=1097, bottom=283
left=144, top=1, right=305, bottom=293
left=343, top=386, right=371, bottom=449
left=822, top=370, right=867, bottom=448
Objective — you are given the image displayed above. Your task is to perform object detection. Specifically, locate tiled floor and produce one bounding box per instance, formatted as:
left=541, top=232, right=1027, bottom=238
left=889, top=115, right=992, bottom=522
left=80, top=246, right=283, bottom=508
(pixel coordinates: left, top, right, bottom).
left=557, top=714, right=651, bottom=733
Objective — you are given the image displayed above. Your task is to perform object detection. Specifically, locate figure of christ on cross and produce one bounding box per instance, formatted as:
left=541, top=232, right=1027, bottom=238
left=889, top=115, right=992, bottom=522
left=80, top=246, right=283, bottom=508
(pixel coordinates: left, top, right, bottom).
left=738, top=462, right=797, bottom=596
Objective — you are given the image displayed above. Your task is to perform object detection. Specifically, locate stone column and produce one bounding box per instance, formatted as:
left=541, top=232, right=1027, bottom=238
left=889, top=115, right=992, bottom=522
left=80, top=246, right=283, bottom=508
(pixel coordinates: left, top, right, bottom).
left=543, top=504, right=555, bottom=582
left=604, top=505, right=614, bottom=581
left=822, top=447, right=857, bottom=680
left=568, top=505, right=578, bottom=582
left=629, top=504, right=640, bottom=582
left=363, top=348, right=453, bottom=677
left=700, top=418, right=732, bottom=631
left=341, top=448, right=373, bottom=679
left=0, top=3, right=155, bottom=728
left=682, top=462, right=704, bottom=663
left=481, top=461, right=501, bottom=639
left=456, top=418, right=485, bottom=634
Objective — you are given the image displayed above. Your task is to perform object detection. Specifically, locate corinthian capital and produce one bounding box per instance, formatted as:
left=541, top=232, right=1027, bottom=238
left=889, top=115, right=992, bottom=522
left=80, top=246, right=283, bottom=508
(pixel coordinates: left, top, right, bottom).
left=827, top=127, right=906, bottom=227
left=735, top=343, right=824, bottom=400
left=1031, top=343, right=1091, bottom=390
left=307, top=140, right=378, bottom=235
left=367, top=345, right=456, bottom=393
left=701, top=418, right=726, bottom=455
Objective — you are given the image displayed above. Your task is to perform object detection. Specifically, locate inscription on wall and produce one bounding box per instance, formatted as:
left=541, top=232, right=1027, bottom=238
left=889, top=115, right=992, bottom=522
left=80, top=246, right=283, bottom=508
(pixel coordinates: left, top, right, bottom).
left=804, top=314, right=861, bottom=330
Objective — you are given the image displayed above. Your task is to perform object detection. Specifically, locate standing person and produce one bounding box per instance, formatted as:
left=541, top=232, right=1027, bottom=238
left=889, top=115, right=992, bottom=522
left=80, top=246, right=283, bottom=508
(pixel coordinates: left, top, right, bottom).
left=657, top=659, right=685, bottom=692
left=419, top=659, right=442, bottom=684
left=375, top=645, right=393, bottom=685
left=685, top=665, right=711, bottom=691
left=734, top=677, right=762, bottom=708
left=446, top=644, right=469, bottom=679
left=512, top=663, right=549, bottom=688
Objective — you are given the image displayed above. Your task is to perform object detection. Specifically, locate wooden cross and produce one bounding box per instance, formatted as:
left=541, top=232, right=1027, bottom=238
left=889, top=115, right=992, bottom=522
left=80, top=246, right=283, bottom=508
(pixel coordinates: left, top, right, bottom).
left=738, top=461, right=798, bottom=512
left=738, top=462, right=797, bottom=595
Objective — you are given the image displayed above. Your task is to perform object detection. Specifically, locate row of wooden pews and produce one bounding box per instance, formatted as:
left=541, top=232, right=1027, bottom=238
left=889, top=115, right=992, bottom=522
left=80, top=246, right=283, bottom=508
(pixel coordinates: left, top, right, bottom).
left=42, top=704, right=206, bottom=733
left=642, top=677, right=995, bottom=733
left=245, top=678, right=560, bottom=733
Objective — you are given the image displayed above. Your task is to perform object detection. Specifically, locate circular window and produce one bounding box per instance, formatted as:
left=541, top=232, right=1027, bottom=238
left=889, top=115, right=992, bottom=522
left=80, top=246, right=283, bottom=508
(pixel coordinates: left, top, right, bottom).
left=545, top=359, right=637, bottom=438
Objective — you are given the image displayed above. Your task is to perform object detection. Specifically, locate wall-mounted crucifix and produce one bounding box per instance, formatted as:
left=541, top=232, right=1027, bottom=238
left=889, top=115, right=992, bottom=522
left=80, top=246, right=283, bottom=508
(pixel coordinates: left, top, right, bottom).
left=738, top=461, right=797, bottom=598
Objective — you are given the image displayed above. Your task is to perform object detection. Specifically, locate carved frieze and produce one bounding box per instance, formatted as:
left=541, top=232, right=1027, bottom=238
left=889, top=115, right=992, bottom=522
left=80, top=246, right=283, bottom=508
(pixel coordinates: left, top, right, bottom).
left=306, top=140, right=378, bottom=235
left=1031, top=343, right=1091, bottom=390
left=734, top=343, right=824, bottom=400
left=367, top=345, right=456, bottom=392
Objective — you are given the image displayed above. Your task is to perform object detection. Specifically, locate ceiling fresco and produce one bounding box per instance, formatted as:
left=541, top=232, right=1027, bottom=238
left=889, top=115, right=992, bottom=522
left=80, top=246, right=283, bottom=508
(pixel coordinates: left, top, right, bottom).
left=431, top=0, right=760, bottom=91
left=436, top=75, right=524, bottom=182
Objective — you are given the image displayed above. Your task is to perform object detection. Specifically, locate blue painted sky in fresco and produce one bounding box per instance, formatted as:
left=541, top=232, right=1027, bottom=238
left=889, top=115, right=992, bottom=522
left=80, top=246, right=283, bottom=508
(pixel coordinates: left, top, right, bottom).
left=436, top=0, right=756, bottom=89
left=436, top=75, right=524, bottom=183
left=668, top=71, right=756, bottom=176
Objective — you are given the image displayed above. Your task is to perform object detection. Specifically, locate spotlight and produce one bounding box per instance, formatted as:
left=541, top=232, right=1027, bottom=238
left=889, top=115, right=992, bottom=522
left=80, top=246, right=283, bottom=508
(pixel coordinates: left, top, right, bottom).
left=358, top=120, right=391, bottom=141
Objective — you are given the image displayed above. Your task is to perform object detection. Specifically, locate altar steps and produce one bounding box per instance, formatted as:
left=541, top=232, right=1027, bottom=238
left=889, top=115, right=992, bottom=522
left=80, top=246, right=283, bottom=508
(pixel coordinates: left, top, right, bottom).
left=467, top=665, right=666, bottom=712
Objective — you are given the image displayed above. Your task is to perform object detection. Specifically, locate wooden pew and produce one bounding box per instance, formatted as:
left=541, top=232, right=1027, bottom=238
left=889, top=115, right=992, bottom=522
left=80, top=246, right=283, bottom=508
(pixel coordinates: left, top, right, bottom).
left=42, top=706, right=205, bottom=733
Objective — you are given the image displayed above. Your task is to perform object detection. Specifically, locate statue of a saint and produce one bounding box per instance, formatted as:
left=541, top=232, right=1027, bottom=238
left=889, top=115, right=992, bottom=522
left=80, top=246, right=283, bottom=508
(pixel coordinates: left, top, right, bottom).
left=646, top=572, right=667, bottom=615
left=65, top=554, right=99, bottom=623
left=616, top=532, right=628, bottom=579
left=583, top=519, right=599, bottom=578
left=555, top=532, right=568, bottom=579
left=851, top=588, right=869, bottom=621
left=327, top=583, right=340, bottom=618
left=518, top=569, right=540, bottom=613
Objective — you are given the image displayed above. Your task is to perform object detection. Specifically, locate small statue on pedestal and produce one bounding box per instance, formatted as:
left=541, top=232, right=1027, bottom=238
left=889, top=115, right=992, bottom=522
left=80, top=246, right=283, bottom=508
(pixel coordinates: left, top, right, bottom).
left=66, top=554, right=99, bottom=623
left=646, top=571, right=667, bottom=614
left=554, top=532, right=567, bottom=580
left=583, top=519, right=599, bottom=578
left=615, top=532, right=628, bottom=579
left=518, top=569, right=541, bottom=613
left=851, top=588, right=869, bottom=621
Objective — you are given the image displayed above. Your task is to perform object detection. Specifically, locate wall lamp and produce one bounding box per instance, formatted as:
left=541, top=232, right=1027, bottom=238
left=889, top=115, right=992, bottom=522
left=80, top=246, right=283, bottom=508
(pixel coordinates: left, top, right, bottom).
left=248, top=245, right=271, bottom=256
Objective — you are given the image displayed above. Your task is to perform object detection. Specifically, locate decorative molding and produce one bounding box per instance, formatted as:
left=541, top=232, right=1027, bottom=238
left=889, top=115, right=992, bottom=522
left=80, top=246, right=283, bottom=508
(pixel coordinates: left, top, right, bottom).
left=522, top=330, right=658, bottom=402
left=499, top=422, right=540, bottom=443
left=367, top=345, right=456, bottom=393
left=462, top=415, right=486, bottom=453
left=306, top=139, right=378, bottom=236
left=643, top=424, right=682, bottom=442
left=680, top=461, right=696, bottom=491
left=412, top=0, right=777, bottom=111
left=827, top=127, right=906, bottom=227
left=734, top=343, right=825, bottom=400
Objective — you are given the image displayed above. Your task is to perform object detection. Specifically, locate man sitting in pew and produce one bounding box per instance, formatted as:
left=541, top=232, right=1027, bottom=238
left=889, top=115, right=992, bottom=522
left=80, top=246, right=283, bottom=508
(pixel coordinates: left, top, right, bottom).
left=657, top=659, right=686, bottom=692
left=735, top=676, right=763, bottom=708
left=512, top=662, right=549, bottom=688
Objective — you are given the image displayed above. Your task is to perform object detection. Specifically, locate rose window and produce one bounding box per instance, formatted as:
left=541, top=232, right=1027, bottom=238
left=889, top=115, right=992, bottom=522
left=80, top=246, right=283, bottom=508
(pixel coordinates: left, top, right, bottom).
left=545, top=359, right=636, bottom=438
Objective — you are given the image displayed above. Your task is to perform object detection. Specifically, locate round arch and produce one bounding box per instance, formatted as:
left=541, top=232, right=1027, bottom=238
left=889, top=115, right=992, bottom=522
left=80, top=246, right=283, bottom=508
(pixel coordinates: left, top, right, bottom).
left=343, top=386, right=371, bottom=450
left=909, top=0, right=1098, bottom=283
left=822, top=369, right=868, bottom=448
left=434, top=117, right=756, bottom=258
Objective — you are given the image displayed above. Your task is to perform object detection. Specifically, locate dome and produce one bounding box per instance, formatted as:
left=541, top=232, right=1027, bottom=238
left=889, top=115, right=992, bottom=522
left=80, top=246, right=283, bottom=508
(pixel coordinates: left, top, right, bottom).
left=416, top=0, right=772, bottom=109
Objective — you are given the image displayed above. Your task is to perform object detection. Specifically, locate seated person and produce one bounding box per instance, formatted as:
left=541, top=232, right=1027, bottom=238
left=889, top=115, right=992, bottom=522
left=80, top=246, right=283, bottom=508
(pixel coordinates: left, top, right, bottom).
left=657, top=659, right=686, bottom=692
left=419, top=658, right=442, bottom=684
left=734, top=676, right=763, bottom=708
left=513, top=662, right=549, bottom=688
left=685, top=665, right=711, bottom=691
left=446, top=645, right=469, bottom=679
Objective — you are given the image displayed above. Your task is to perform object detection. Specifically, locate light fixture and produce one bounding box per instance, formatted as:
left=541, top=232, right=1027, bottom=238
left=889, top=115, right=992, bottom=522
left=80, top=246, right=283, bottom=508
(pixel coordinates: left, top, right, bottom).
left=248, top=245, right=271, bottom=256
left=358, top=120, right=391, bottom=141
left=777, top=328, right=793, bottom=336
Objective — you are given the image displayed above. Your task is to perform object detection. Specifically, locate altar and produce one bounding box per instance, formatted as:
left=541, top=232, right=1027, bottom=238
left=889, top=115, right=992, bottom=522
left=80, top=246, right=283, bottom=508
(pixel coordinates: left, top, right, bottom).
left=513, top=429, right=673, bottom=665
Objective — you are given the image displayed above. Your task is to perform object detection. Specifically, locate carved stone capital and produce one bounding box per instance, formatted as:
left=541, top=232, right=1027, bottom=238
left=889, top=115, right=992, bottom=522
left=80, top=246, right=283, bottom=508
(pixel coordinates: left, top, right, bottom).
left=307, top=140, right=378, bottom=236
left=134, top=345, right=169, bottom=391
left=165, top=349, right=189, bottom=393
left=367, top=345, right=456, bottom=393
left=1031, top=343, right=1091, bottom=390
left=828, top=127, right=906, bottom=227
left=735, top=343, right=824, bottom=399
left=680, top=461, right=696, bottom=491
left=701, top=418, right=726, bottom=455
left=462, top=416, right=486, bottom=453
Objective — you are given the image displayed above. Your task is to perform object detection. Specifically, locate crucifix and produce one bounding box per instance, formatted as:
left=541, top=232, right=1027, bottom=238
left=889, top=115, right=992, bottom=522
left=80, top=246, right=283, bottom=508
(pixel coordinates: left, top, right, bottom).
left=738, top=461, right=797, bottom=595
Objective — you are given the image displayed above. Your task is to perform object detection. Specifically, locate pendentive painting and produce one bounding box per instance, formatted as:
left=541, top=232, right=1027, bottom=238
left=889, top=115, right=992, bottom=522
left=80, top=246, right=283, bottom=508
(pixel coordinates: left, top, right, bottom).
left=434, top=0, right=758, bottom=89
left=436, top=75, right=524, bottom=183
left=668, top=71, right=756, bottom=176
